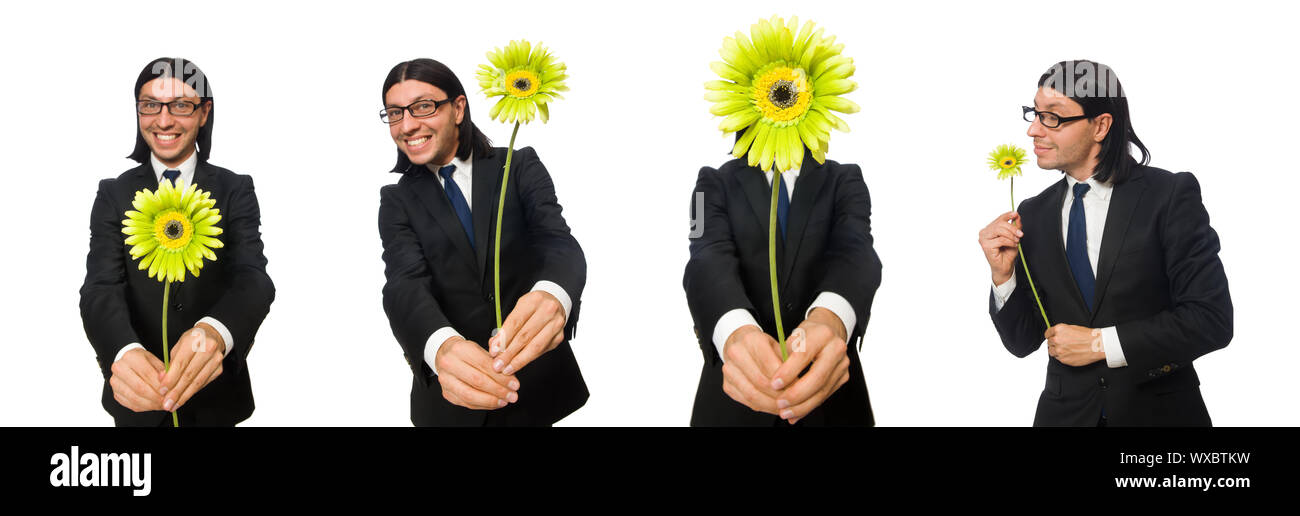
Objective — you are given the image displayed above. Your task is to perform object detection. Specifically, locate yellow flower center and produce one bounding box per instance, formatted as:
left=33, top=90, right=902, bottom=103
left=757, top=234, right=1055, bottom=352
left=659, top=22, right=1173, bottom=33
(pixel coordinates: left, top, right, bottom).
left=1001, top=157, right=1017, bottom=169
left=505, top=70, right=541, bottom=98
left=153, top=211, right=193, bottom=250
left=753, top=65, right=813, bottom=123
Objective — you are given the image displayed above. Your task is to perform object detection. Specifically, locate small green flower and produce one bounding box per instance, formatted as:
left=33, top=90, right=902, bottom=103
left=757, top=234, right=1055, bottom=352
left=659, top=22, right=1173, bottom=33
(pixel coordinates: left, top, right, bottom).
left=706, top=15, right=859, bottom=173
left=477, top=40, right=569, bottom=124
left=121, top=180, right=223, bottom=283
left=988, top=143, right=1029, bottom=180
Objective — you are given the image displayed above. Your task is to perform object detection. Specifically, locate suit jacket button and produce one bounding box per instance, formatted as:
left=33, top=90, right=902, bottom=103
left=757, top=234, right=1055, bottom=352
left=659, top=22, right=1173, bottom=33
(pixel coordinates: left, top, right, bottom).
left=173, top=303, right=183, bottom=312
left=1098, top=377, right=1107, bottom=388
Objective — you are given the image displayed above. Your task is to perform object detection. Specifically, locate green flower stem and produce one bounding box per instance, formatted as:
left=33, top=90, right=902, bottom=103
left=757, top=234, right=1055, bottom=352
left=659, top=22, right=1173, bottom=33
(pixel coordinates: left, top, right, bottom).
left=1011, top=177, right=1051, bottom=328
left=162, top=281, right=178, bottom=428
left=494, top=121, right=521, bottom=328
left=769, top=170, right=788, bottom=361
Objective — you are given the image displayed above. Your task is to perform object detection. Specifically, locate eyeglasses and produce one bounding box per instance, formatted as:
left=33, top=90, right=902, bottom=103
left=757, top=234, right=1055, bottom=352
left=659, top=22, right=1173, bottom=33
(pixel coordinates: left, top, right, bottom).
left=137, top=99, right=203, bottom=116
left=380, top=98, right=453, bottom=124
left=1023, top=106, right=1090, bottom=128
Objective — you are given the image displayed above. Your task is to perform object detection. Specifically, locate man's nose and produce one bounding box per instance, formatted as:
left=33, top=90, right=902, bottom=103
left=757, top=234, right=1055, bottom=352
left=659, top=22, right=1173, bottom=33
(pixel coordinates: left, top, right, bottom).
left=398, top=112, right=420, bottom=134
left=1026, top=117, right=1046, bottom=138
left=156, top=109, right=175, bottom=128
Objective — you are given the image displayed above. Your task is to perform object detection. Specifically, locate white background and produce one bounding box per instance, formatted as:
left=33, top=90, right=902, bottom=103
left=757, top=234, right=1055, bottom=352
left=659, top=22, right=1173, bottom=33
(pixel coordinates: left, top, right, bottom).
left=1, top=0, right=1295, bottom=426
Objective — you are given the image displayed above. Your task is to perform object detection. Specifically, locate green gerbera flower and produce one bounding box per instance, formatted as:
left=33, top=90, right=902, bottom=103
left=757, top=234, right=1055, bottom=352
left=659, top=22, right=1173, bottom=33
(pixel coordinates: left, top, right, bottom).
left=988, top=143, right=1029, bottom=180
left=706, top=15, right=859, bottom=172
left=121, top=179, right=223, bottom=283
left=477, top=40, right=569, bottom=124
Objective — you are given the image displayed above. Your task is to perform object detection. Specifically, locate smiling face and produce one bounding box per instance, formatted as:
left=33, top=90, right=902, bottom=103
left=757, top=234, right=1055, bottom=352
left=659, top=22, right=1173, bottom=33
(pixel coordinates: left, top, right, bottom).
left=1027, top=86, right=1112, bottom=181
left=138, top=77, right=210, bottom=168
left=385, top=80, right=465, bottom=168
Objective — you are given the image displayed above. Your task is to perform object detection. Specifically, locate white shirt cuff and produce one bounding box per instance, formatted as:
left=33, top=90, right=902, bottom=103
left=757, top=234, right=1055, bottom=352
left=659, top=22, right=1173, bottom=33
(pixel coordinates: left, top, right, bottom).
left=424, top=327, right=463, bottom=376
left=113, top=343, right=145, bottom=364
left=806, top=291, right=856, bottom=338
left=197, top=316, right=233, bottom=356
left=1101, top=326, right=1127, bottom=368
left=712, top=308, right=759, bottom=364
left=530, top=280, right=573, bottom=322
left=991, top=275, right=1018, bottom=312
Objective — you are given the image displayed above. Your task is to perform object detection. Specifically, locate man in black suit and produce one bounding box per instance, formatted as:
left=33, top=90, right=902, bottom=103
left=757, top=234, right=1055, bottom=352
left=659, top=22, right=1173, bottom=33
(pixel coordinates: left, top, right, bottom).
left=80, top=57, right=275, bottom=427
left=378, top=58, right=587, bottom=426
left=684, top=149, right=882, bottom=426
left=980, top=60, right=1232, bottom=426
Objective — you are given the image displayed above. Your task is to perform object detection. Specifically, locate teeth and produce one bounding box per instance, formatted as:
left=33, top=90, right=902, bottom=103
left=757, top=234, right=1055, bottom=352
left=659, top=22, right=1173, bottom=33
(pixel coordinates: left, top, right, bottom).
left=407, top=137, right=428, bottom=146
left=157, top=134, right=178, bottom=141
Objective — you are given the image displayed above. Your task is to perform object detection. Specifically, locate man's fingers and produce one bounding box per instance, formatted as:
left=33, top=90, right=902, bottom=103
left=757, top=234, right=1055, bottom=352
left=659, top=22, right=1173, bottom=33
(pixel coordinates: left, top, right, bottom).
left=439, top=373, right=506, bottom=410
left=171, top=356, right=222, bottom=411
left=781, top=356, right=850, bottom=421
left=110, top=375, right=159, bottom=412
left=505, top=314, right=564, bottom=375
left=722, top=363, right=779, bottom=415
left=160, top=334, right=198, bottom=388
left=770, top=331, right=814, bottom=390
left=445, top=351, right=516, bottom=401
left=495, top=296, right=537, bottom=357
left=779, top=342, right=843, bottom=408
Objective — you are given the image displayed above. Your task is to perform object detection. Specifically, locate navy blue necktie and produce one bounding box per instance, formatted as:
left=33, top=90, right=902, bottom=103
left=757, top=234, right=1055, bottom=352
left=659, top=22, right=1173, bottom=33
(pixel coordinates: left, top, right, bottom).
left=438, top=164, right=474, bottom=249
left=162, top=169, right=180, bottom=186
left=1066, top=182, right=1095, bottom=311
left=776, top=174, right=790, bottom=239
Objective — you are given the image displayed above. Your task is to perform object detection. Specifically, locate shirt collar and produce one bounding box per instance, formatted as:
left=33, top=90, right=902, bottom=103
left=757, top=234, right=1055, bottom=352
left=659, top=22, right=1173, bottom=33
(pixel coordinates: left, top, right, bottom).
left=149, top=151, right=197, bottom=183
left=1065, top=173, right=1113, bottom=202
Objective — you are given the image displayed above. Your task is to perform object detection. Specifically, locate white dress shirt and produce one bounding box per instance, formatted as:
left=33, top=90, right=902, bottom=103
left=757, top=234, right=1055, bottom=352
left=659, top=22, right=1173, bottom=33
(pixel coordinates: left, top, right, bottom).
left=992, top=174, right=1128, bottom=368
left=711, top=168, right=858, bottom=361
left=423, top=154, right=574, bottom=374
left=113, top=152, right=235, bottom=363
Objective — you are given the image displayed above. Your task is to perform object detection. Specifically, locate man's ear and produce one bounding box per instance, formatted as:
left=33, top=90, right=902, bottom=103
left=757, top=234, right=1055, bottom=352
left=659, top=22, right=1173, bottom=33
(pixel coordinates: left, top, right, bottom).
left=1092, top=113, right=1113, bottom=143
left=454, top=95, right=467, bottom=125
left=199, top=100, right=212, bottom=127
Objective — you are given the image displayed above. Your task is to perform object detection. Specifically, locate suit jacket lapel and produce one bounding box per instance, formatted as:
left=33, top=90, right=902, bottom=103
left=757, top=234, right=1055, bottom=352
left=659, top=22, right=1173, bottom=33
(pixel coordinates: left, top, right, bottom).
left=472, top=151, right=503, bottom=278
left=781, top=158, right=826, bottom=290
left=125, top=163, right=156, bottom=198
left=737, top=167, right=786, bottom=268
left=1089, top=168, right=1146, bottom=323
left=1044, top=178, right=1092, bottom=317
left=407, top=170, right=477, bottom=271
left=193, top=161, right=220, bottom=205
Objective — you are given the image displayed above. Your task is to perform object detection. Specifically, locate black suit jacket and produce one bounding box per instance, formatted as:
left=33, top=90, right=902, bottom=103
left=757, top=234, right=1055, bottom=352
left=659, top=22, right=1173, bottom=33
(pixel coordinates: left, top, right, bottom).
left=80, top=161, right=275, bottom=427
left=379, top=146, right=588, bottom=426
left=684, top=155, right=882, bottom=426
left=990, top=165, right=1232, bottom=426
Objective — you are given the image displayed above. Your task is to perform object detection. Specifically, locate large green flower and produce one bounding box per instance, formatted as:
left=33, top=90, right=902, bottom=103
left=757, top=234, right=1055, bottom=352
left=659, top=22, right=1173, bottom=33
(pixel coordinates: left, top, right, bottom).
left=121, top=180, right=223, bottom=283
left=477, top=40, right=569, bottom=124
left=988, top=143, right=1029, bottom=180
left=706, top=15, right=859, bottom=172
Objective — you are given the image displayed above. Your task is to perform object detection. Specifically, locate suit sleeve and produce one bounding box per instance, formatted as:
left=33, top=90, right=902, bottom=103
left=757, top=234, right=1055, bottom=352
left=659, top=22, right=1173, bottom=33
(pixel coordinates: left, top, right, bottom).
left=80, top=179, right=142, bottom=379
left=513, top=147, right=587, bottom=339
left=1114, top=172, right=1232, bottom=373
left=203, top=175, right=275, bottom=378
left=379, top=185, right=451, bottom=386
left=813, top=165, right=882, bottom=341
left=989, top=199, right=1049, bottom=358
left=683, top=167, right=755, bottom=359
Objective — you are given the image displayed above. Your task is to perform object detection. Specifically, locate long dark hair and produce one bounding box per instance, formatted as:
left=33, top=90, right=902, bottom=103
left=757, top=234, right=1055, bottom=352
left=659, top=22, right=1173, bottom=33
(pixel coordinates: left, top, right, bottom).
left=127, top=57, right=213, bottom=163
left=1037, top=60, right=1150, bottom=184
left=383, top=58, right=493, bottom=173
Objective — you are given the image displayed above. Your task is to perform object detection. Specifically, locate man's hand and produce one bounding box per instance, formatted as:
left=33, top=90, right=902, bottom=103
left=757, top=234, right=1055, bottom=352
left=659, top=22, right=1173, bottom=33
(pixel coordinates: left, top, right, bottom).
left=979, top=210, right=1023, bottom=286
left=1045, top=324, right=1105, bottom=367
left=110, top=348, right=166, bottom=412
left=720, top=325, right=785, bottom=415
left=435, top=336, right=520, bottom=410
left=489, top=290, right=566, bottom=376
left=158, top=324, right=225, bottom=412
left=771, top=308, right=850, bottom=424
